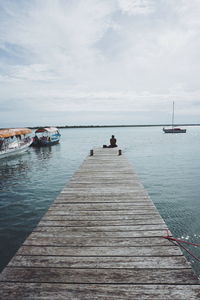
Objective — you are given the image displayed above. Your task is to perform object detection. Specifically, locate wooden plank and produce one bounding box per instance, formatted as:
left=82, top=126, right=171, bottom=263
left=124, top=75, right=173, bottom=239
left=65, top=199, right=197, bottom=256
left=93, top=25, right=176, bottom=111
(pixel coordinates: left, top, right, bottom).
left=23, top=236, right=171, bottom=247
left=47, top=209, right=158, bottom=214
left=45, top=210, right=159, bottom=216
left=1, top=283, right=199, bottom=300
left=67, top=177, right=141, bottom=180
left=0, top=267, right=198, bottom=284
left=37, top=219, right=165, bottom=226
left=8, top=255, right=190, bottom=269
left=61, top=189, right=149, bottom=194
left=48, top=204, right=156, bottom=211
left=42, top=214, right=161, bottom=220
left=29, top=229, right=168, bottom=238
left=54, top=197, right=151, bottom=203
left=66, top=179, right=144, bottom=186
left=34, top=224, right=167, bottom=231
left=16, top=245, right=182, bottom=256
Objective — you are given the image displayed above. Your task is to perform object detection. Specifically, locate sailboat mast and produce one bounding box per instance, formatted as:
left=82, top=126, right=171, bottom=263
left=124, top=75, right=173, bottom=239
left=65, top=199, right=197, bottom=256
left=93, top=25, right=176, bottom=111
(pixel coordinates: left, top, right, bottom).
left=172, top=101, right=174, bottom=129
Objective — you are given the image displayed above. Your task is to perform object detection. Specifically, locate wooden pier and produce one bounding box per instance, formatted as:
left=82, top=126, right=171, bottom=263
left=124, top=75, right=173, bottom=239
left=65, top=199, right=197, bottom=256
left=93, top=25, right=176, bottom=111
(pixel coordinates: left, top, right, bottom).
left=0, top=148, right=199, bottom=299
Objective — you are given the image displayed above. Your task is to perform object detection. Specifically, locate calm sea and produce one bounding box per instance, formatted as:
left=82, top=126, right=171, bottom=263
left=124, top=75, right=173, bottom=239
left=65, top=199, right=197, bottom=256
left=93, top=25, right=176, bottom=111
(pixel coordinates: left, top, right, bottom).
left=0, top=126, right=200, bottom=276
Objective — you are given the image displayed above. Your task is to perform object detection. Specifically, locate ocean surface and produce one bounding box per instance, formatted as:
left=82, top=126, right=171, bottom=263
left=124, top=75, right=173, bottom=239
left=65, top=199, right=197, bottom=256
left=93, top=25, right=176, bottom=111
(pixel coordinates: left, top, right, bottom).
left=0, top=126, right=200, bottom=276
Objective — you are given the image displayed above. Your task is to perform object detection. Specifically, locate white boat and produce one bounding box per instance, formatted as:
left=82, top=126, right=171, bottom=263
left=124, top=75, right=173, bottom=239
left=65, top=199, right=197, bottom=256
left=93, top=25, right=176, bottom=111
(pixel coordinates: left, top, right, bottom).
left=163, top=102, right=186, bottom=133
left=163, top=127, right=186, bottom=133
left=32, top=127, right=61, bottom=147
left=0, top=128, right=33, bottom=159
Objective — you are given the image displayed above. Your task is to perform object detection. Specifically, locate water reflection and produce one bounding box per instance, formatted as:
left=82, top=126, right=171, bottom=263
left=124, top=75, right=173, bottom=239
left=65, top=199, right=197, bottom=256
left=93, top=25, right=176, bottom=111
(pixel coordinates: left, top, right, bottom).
left=33, top=145, right=53, bottom=160
left=0, top=158, right=30, bottom=191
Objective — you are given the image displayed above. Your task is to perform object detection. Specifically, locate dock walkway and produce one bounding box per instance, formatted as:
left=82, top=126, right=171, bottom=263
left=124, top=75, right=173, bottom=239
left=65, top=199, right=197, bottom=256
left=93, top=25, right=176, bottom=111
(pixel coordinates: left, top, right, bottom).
left=0, top=148, right=199, bottom=299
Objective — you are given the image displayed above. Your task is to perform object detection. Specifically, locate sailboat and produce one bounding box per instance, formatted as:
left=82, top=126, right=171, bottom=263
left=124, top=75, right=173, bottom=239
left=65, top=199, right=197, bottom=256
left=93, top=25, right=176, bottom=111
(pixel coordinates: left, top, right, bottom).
left=163, top=102, right=186, bottom=133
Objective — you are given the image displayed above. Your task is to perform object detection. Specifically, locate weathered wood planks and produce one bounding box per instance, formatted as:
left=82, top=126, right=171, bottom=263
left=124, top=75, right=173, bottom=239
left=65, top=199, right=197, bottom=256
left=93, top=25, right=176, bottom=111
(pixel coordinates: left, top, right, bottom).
left=0, top=283, right=200, bottom=300
left=0, top=147, right=199, bottom=299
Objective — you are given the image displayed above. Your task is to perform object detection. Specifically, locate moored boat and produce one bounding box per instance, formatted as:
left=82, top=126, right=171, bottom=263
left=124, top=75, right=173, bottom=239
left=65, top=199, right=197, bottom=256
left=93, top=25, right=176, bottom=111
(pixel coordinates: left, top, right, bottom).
left=0, top=128, right=32, bottom=159
left=163, top=127, right=186, bottom=133
left=32, top=127, right=61, bottom=147
left=163, top=101, right=186, bottom=134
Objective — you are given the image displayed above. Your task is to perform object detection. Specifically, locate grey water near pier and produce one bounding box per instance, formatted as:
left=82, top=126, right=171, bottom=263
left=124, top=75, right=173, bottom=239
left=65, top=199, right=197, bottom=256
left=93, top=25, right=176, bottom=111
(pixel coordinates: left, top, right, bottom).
left=0, top=126, right=200, bottom=276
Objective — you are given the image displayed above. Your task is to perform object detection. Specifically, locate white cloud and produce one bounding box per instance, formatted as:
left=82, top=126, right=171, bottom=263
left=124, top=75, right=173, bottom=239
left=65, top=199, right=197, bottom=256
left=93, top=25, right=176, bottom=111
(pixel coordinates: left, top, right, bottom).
left=0, top=0, right=200, bottom=125
left=117, top=0, right=155, bottom=15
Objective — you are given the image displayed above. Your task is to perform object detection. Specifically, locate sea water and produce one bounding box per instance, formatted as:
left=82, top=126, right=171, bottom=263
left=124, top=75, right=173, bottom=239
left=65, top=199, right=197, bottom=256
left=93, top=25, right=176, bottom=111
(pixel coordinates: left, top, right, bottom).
left=0, top=126, right=200, bottom=276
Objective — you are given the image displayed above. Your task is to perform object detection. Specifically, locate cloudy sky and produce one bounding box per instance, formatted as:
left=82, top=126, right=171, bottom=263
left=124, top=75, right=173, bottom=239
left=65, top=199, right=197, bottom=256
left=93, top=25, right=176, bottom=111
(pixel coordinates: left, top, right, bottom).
left=0, top=0, right=200, bottom=127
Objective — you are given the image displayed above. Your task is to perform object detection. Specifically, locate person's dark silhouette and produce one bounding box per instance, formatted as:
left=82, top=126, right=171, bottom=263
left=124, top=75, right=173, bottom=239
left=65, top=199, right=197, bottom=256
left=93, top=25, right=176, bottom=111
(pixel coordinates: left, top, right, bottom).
left=109, top=135, right=117, bottom=148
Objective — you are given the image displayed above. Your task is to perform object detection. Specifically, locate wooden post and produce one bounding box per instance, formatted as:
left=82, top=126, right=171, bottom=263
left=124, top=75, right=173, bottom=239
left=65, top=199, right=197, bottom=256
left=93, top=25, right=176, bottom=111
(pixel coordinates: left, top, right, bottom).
left=90, top=149, right=94, bottom=156
left=118, top=149, right=122, bottom=156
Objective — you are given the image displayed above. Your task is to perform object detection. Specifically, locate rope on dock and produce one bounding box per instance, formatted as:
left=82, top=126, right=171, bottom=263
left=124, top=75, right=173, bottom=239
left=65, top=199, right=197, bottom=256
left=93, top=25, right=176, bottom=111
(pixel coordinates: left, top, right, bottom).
left=164, top=231, right=200, bottom=262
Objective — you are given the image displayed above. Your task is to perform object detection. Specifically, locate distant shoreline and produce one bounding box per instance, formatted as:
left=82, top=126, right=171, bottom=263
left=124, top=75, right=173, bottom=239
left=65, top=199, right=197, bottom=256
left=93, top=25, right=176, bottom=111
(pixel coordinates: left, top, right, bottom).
left=1, top=124, right=200, bottom=130
left=29, top=124, right=200, bottom=129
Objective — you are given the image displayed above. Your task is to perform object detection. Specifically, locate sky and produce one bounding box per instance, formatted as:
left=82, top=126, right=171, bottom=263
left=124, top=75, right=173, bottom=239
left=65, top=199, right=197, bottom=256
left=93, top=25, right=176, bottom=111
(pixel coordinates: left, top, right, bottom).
left=0, top=0, right=200, bottom=127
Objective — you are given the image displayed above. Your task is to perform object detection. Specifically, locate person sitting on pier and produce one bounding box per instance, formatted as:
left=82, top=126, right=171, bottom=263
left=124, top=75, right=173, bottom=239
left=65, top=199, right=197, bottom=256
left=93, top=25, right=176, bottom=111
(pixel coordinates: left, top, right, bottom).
left=102, top=135, right=118, bottom=148
left=108, top=135, right=117, bottom=148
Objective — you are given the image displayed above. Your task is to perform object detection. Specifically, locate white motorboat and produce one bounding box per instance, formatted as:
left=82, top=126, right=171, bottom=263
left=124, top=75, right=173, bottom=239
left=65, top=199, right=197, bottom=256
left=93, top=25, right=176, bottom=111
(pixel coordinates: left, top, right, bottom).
left=0, top=128, right=33, bottom=159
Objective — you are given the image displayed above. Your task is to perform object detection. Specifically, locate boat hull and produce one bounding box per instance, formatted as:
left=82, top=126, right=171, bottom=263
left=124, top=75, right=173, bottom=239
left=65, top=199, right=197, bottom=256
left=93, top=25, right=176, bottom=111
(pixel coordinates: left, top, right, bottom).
left=163, top=128, right=186, bottom=133
left=31, top=139, right=60, bottom=147
left=0, top=139, right=32, bottom=159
